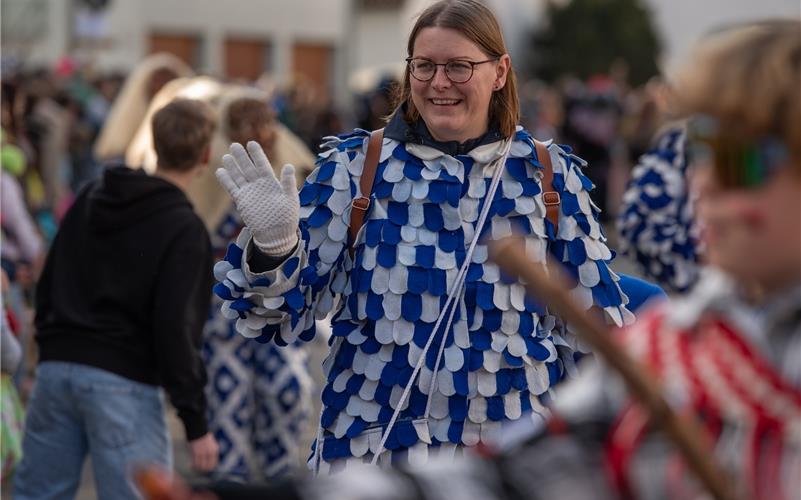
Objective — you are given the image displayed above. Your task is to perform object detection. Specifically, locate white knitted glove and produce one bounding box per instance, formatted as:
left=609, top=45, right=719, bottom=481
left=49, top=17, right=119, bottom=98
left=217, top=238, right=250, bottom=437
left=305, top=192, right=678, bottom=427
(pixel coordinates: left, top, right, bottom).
left=216, top=141, right=299, bottom=256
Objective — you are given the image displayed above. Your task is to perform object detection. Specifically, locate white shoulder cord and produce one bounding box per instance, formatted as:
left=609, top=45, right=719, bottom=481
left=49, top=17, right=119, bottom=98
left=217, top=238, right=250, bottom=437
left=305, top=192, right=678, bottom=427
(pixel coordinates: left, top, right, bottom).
left=423, top=285, right=463, bottom=419
left=371, top=139, right=513, bottom=465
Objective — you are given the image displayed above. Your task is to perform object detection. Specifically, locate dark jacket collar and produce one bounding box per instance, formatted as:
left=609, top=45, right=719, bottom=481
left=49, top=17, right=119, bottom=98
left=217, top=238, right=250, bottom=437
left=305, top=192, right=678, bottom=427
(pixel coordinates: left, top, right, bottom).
left=383, top=105, right=503, bottom=157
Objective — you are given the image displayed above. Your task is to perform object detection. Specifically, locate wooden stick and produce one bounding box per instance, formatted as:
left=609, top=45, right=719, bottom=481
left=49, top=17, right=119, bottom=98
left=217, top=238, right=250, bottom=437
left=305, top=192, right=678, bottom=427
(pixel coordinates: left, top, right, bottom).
left=488, top=236, right=736, bottom=500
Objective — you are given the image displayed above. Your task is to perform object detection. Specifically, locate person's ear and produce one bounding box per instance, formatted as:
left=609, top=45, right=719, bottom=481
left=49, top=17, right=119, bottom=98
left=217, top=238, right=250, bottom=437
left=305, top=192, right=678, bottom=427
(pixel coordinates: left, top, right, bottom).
left=200, top=145, right=211, bottom=165
left=494, top=54, right=511, bottom=90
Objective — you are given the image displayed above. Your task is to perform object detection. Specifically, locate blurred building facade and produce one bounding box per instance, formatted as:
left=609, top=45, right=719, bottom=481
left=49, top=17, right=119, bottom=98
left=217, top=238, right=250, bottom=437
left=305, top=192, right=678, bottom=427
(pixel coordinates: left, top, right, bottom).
left=1, top=0, right=545, bottom=106
left=2, top=0, right=798, bottom=106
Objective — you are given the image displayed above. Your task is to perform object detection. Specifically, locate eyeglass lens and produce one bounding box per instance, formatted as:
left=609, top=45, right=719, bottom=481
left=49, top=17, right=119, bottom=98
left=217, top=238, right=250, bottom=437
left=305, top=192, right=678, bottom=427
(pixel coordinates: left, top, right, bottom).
left=409, top=60, right=475, bottom=83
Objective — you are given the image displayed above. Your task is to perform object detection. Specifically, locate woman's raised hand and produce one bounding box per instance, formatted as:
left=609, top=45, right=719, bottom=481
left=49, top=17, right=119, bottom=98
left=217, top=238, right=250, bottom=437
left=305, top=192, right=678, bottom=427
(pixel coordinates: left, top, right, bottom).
left=216, top=141, right=300, bottom=256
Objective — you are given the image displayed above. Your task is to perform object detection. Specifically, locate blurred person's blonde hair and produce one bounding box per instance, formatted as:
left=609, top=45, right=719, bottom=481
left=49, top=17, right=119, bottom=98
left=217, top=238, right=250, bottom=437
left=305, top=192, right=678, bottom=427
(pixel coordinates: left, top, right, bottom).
left=673, top=19, right=801, bottom=169
left=126, top=76, right=223, bottom=173
left=392, top=0, right=520, bottom=139
left=152, top=98, right=216, bottom=172
left=127, top=80, right=316, bottom=230
left=94, top=53, right=193, bottom=162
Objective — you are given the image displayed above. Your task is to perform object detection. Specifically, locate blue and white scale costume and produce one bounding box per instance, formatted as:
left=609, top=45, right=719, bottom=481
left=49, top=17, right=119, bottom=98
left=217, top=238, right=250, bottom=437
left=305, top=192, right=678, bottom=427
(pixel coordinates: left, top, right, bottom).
left=617, top=124, right=701, bottom=293
left=214, top=125, right=633, bottom=472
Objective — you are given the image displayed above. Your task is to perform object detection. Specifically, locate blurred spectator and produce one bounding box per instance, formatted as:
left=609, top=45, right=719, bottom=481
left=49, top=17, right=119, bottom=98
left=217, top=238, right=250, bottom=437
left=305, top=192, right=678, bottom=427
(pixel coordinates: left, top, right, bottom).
left=519, top=80, right=564, bottom=142
left=126, top=75, right=224, bottom=174
left=275, top=75, right=346, bottom=153
left=309, top=99, right=346, bottom=152
left=1, top=271, right=22, bottom=375
left=202, top=88, right=315, bottom=482
left=126, top=76, right=318, bottom=481
left=14, top=99, right=219, bottom=500
left=617, top=122, right=701, bottom=293
left=23, top=74, right=72, bottom=217
left=561, top=75, right=624, bottom=221
left=62, top=68, right=125, bottom=193
left=93, top=52, right=192, bottom=165
left=1, top=269, right=25, bottom=484
left=356, top=77, right=398, bottom=132
left=1, top=133, right=45, bottom=286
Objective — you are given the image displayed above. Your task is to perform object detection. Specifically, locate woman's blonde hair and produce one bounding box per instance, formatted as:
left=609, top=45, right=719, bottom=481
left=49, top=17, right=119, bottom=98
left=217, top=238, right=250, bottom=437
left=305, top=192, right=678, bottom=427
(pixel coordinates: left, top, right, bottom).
left=673, top=19, right=801, bottom=167
left=392, top=0, right=520, bottom=139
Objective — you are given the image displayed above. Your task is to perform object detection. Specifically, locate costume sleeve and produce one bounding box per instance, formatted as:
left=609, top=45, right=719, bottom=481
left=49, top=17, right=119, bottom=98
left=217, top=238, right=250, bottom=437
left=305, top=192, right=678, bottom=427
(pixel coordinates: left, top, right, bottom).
left=153, top=220, right=214, bottom=441
left=213, top=132, right=370, bottom=346
left=542, top=142, right=634, bottom=374
left=616, top=125, right=700, bottom=293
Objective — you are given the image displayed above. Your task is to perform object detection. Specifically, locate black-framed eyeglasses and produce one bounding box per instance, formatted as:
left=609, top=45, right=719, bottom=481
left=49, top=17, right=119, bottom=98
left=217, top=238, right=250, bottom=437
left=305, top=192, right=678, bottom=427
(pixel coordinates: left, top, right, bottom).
left=405, top=57, right=499, bottom=83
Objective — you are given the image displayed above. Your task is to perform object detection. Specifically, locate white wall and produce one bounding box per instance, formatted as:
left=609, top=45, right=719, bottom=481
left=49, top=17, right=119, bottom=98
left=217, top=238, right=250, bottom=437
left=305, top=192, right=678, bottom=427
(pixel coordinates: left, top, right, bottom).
left=95, top=0, right=146, bottom=72
left=351, top=8, right=406, bottom=70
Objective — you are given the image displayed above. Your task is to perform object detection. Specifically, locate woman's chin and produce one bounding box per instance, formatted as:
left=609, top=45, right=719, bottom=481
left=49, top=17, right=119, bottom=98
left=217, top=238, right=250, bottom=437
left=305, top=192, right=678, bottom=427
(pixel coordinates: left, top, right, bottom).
left=425, top=118, right=468, bottom=143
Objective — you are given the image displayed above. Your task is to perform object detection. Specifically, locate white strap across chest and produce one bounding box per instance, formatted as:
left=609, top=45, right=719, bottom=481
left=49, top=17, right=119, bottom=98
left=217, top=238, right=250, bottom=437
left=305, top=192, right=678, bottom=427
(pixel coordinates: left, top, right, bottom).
left=370, top=139, right=513, bottom=464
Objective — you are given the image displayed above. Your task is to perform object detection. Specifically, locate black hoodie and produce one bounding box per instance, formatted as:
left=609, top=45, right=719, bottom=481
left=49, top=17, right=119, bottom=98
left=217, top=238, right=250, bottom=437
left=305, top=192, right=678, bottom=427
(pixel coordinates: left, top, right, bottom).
left=35, top=166, right=213, bottom=441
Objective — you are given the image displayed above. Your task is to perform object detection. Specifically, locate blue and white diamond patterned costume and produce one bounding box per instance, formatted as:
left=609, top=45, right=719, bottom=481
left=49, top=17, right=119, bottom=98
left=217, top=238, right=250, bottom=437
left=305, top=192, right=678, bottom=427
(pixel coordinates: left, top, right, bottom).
left=617, top=124, right=701, bottom=293
left=214, top=121, right=633, bottom=473
left=203, top=210, right=314, bottom=481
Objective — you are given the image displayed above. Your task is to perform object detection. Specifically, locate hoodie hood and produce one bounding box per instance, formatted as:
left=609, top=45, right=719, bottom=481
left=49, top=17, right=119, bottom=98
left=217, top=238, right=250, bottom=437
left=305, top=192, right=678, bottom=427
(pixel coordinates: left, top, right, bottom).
left=88, top=166, right=192, bottom=233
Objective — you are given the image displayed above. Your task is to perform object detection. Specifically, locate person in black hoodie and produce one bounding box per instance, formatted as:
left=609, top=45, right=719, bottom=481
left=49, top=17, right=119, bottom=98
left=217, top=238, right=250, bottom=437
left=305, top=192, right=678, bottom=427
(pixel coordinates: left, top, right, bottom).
left=14, top=98, right=219, bottom=500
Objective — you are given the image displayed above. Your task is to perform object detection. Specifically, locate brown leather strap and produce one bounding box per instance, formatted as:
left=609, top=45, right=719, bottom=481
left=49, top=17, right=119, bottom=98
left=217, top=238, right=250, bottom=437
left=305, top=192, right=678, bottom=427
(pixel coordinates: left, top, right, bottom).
left=349, top=128, right=384, bottom=256
left=534, top=140, right=560, bottom=234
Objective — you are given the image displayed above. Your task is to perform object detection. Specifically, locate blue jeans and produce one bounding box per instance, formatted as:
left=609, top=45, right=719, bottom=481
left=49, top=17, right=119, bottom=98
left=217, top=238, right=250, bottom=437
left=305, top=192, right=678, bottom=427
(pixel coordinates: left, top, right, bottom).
left=13, top=362, right=171, bottom=500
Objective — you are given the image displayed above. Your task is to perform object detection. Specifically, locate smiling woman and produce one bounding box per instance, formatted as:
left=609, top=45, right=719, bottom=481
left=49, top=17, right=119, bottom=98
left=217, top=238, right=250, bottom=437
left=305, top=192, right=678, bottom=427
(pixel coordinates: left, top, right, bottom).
left=213, top=0, right=632, bottom=473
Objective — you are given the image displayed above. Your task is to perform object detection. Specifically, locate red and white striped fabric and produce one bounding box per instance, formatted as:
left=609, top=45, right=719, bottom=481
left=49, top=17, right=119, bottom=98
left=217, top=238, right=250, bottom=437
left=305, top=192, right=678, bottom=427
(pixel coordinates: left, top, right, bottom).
left=608, top=309, right=801, bottom=499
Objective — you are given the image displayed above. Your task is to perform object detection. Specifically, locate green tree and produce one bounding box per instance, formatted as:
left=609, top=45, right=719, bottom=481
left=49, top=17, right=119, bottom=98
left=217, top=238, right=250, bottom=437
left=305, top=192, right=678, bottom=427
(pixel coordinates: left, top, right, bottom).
left=528, top=0, right=662, bottom=86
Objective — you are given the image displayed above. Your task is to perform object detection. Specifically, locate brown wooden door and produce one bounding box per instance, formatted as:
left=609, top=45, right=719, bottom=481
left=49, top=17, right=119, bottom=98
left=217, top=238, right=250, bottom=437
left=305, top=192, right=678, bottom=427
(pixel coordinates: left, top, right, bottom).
left=224, top=37, right=269, bottom=81
left=291, top=42, right=332, bottom=97
left=148, top=33, right=199, bottom=68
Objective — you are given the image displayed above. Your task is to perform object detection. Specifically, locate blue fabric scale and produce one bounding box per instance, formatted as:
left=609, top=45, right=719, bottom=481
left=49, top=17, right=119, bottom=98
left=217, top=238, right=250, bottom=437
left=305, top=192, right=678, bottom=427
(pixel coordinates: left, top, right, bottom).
left=416, top=246, right=435, bottom=268
left=213, top=128, right=632, bottom=469
left=373, top=178, right=395, bottom=200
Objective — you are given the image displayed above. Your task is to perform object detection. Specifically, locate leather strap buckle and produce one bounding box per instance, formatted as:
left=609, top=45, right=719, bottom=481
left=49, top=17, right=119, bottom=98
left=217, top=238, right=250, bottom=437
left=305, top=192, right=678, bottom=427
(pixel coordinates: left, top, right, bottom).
left=352, top=197, right=370, bottom=211
left=543, top=191, right=560, bottom=206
